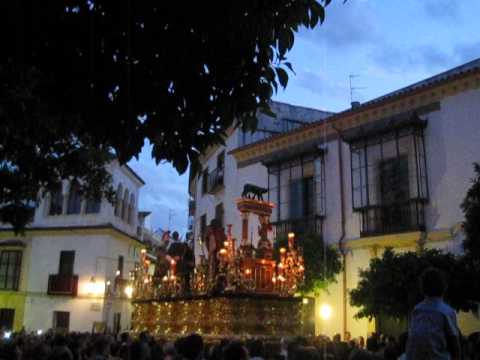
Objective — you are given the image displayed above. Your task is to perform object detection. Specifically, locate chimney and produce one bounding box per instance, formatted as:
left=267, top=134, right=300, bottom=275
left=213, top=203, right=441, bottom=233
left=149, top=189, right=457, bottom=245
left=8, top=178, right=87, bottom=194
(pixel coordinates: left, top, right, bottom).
left=351, top=101, right=361, bottom=109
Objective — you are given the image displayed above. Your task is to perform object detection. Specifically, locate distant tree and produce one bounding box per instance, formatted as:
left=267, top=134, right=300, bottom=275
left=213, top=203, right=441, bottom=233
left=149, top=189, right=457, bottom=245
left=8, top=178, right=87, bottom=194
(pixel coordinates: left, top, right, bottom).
left=350, top=248, right=478, bottom=321
left=462, top=163, right=480, bottom=257
left=0, top=1, right=333, bottom=231
left=274, top=232, right=342, bottom=296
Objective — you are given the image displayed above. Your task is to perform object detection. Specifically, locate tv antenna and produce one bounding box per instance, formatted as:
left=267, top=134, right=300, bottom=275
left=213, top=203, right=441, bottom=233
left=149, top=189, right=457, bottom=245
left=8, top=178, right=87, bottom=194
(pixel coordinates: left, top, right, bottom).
left=349, top=74, right=366, bottom=104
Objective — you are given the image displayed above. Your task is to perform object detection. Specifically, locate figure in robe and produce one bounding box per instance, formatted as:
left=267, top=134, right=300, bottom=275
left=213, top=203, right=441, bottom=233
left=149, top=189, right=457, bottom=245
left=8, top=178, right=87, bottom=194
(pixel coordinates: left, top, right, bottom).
left=167, top=231, right=194, bottom=294
left=206, top=219, right=226, bottom=282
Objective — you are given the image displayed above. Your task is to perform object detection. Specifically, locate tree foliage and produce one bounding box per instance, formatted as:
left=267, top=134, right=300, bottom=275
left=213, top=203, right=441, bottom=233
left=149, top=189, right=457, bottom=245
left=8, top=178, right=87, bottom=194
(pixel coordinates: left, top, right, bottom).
left=274, top=232, right=342, bottom=296
left=462, top=163, right=480, bottom=257
left=350, top=248, right=479, bottom=321
left=0, top=1, right=333, bottom=230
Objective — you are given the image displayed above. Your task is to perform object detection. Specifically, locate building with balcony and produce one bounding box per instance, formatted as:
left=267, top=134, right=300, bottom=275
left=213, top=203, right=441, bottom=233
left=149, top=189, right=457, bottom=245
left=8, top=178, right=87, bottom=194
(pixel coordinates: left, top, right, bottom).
left=0, top=160, right=147, bottom=332
left=190, top=58, right=480, bottom=338
left=189, top=101, right=332, bottom=249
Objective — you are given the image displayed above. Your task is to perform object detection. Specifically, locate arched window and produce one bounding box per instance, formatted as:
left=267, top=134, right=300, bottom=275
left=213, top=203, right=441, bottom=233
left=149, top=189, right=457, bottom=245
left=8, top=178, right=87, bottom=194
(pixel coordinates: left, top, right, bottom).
left=85, top=194, right=101, bottom=214
left=121, top=189, right=129, bottom=221
left=67, top=180, right=82, bottom=214
left=114, top=184, right=123, bottom=217
left=49, top=184, right=63, bottom=216
left=128, top=194, right=135, bottom=224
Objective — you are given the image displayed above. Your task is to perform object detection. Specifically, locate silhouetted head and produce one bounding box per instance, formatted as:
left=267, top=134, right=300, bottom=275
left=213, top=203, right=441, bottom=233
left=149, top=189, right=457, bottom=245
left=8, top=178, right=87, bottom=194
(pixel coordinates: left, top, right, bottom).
left=420, top=267, right=447, bottom=298
left=172, top=231, right=179, bottom=241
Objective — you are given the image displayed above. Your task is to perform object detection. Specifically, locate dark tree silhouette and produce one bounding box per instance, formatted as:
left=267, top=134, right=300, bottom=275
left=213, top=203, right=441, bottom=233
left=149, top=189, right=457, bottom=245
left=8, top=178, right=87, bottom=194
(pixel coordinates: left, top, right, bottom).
left=0, top=1, right=333, bottom=230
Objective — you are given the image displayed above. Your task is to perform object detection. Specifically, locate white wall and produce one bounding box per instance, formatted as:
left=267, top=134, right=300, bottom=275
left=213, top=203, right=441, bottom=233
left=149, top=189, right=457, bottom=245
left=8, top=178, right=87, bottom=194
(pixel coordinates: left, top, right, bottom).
left=29, top=161, right=142, bottom=238
left=425, top=88, right=480, bottom=232
left=23, top=232, right=141, bottom=332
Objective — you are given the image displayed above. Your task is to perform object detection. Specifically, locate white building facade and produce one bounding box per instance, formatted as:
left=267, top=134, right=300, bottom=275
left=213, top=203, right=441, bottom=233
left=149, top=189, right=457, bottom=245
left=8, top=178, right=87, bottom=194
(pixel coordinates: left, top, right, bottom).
left=189, top=101, right=332, bottom=257
left=190, top=59, right=480, bottom=338
left=0, top=161, right=147, bottom=333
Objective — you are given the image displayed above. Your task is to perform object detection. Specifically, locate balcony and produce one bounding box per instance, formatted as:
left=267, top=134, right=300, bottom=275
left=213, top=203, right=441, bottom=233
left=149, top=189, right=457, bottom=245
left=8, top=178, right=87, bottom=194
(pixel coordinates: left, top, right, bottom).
left=358, top=199, right=426, bottom=237
left=207, top=167, right=224, bottom=194
left=272, top=216, right=323, bottom=237
left=47, top=274, right=79, bottom=296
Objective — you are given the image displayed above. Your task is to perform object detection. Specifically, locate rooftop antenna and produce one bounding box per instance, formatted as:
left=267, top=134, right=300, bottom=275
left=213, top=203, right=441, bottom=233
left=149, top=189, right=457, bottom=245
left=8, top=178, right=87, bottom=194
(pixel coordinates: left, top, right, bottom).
left=349, top=74, right=366, bottom=108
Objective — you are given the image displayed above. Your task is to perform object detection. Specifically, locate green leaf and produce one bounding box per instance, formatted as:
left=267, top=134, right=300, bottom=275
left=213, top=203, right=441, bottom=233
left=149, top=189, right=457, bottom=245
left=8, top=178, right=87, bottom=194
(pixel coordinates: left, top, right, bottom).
left=275, top=67, right=289, bottom=89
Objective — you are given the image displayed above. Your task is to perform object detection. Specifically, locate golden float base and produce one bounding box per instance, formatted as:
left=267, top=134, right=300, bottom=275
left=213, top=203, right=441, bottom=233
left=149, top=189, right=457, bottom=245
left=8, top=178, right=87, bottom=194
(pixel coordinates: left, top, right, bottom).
left=132, top=294, right=314, bottom=339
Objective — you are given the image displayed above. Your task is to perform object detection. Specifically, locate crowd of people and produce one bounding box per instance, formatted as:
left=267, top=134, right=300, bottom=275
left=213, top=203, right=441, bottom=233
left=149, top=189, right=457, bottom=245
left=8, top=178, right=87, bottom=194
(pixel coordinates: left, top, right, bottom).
left=0, top=330, right=479, bottom=360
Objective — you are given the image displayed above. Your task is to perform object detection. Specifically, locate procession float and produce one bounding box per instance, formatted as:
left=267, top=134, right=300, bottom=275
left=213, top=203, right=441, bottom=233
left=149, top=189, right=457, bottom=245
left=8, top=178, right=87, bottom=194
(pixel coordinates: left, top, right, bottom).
left=130, top=184, right=314, bottom=339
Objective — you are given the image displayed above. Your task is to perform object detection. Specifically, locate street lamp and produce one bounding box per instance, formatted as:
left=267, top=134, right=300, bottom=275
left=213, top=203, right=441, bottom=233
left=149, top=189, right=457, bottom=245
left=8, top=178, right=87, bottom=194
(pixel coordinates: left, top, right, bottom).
left=319, top=303, right=332, bottom=320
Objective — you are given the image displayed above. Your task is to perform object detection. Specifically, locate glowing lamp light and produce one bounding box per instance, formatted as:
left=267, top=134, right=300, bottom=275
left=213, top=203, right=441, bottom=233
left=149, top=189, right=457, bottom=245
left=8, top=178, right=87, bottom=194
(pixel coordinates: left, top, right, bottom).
left=319, top=304, right=333, bottom=320
left=278, top=275, right=285, bottom=282
left=272, top=276, right=277, bottom=283
left=86, top=276, right=105, bottom=296
left=36, top=329, right=43, bottom=336
left=115, top=270, right=121, bottom=276
left=4, top=331, right=11, bottom=339
left=219, top=248, right=227, bottom=256
left=170, top=259, right=176, bottom=265
left=143, top=278, right=149, bottom=284
left=279, top=247, right=286, bottom=254
left=162, top=275, right=169, bottom=282
left=278, top=262, right=284, bottom=269
left=106, top=280, right=111, bottom=286
left=224, top=241, right=230, bottom=247
left=124, top=285, right=133, bottom=298
left=141, top=248, right=147, bottom=254
left=288, top=232, right=295, bottom=239
left=302, top=298, right=309, bottom=305
left=245, top=268, right=252, bottom=275
left=170, top=275, right=176, bottom=281
left=299, top=265, right=305, bottom=272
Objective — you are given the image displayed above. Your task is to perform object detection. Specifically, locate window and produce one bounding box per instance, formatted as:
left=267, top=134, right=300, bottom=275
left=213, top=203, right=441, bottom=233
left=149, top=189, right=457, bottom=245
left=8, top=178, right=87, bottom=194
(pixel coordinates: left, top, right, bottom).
left=217, top=151, right=225, bottom=170
left=346, top=112, right=428, bottom=236
left=200, top=214, right=207, bottom=242
left=0, top=251, right=22, bottom=290
left=122, top=189, right=129, bottom=221
left=85, top=196, right=101, bottom=214
left=117, top=256, right=124, bottom=278
left=53, top=311, right=70, bottom=333
left=58, top=251, right=75, bottom=276
left=267, top=153, right=325, bottom=236
left=0, top=309, right=15, bottom=330
left=240, top=117, right=310, bottom=146
left=215, top=203, right=224, bottom=229
left=114, top=184, right=123, bottom=217
left=67, top=181, right=82, bottom=214
left=127, top=194, right=135, bottom=224
left=201, top=169, right=208, bottom=195
left=49, top=185, right=63, bottom=215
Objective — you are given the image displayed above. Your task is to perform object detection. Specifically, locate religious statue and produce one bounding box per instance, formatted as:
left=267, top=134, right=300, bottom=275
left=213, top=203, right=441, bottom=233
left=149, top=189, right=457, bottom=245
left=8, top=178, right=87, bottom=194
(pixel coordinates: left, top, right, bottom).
left=206, top=219, right=227, bottom=283
left=167, top=231, right=195, bottom=294
left=241, top=183, right=268, bottom=201
left=256, top=217, right=273, bottom=259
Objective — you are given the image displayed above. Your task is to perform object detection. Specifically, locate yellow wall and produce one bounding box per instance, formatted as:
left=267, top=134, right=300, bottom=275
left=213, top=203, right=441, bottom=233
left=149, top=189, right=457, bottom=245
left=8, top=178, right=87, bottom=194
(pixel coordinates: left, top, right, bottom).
left=0, top=291, right=27, bottom=331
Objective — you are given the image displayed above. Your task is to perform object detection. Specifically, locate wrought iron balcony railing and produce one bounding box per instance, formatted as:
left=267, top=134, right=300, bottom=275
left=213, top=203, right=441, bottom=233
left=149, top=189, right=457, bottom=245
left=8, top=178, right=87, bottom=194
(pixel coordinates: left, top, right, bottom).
left=357, top=199, right=426, bottom=237
left=272, top=216, right=323, bottom=237
left=47, top=274, right=79, bottom=296
left=207, top=167, right=224, bottom=194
